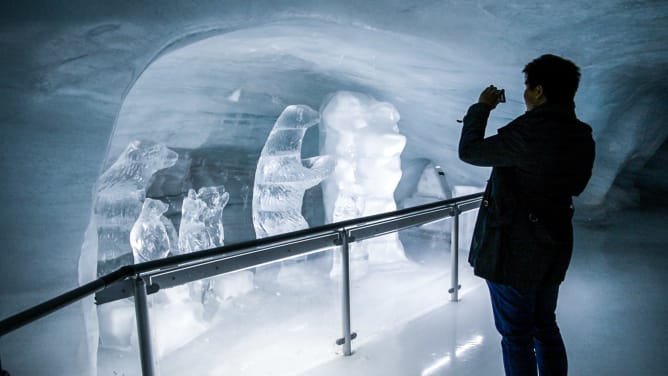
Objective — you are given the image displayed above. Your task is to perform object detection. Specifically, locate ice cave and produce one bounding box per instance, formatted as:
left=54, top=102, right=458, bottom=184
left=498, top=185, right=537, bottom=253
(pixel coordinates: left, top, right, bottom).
left=1, top=1, right=667, bottom=375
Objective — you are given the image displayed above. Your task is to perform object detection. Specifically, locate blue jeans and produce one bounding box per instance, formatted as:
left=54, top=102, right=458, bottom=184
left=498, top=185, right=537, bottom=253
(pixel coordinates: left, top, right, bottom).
left=486, top=280, right=568, bottom=376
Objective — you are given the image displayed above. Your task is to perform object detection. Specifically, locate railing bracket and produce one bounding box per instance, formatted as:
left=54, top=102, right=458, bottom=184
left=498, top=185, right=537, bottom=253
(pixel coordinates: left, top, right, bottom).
left=334, top=231, right=355, bottom=246
left=336, top=332, right=358, bottom=346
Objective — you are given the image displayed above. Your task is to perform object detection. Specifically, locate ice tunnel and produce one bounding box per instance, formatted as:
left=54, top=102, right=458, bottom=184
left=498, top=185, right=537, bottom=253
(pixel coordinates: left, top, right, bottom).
left=79, top=21, right=490, bottom=373
left=2, top=1, right=668, bottom=375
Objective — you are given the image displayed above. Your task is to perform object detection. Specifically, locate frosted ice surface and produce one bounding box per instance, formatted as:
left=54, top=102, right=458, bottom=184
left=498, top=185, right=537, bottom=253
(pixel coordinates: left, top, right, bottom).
left=130, top=198, right=173, bottom=264
left=252, top=104, right=335, bottom=238
left=320, top=91, right=408, bottom=278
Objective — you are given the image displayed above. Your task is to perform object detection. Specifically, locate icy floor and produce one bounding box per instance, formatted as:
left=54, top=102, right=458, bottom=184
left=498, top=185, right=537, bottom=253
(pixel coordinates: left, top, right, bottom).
left=97, top=228, right=474, bottom=375
left=94, top=205, right=668, bottom=376
left=2, top=205, right=667, bottom=376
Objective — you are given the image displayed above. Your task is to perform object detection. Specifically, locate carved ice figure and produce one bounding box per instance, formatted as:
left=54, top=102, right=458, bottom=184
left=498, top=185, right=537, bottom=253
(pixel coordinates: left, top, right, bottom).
left=320, top=91, right=408, bottom=278
left=179, top=186, right=253, bottom=303
left=252, top=104, right=334, bottom=283
left=93, top=140, right=179, bottom=276
left=252, top=105, right=335, bottom=237
left=79, top=140, right=178, bottom=352
left=130, top=198, right=173, bottom=264
left=178, top=187, right=228, bottom=254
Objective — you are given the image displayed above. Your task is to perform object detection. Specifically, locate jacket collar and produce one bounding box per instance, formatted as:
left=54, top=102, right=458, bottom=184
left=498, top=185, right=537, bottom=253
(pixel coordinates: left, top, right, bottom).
left=525, top=101, right=576, bottom=119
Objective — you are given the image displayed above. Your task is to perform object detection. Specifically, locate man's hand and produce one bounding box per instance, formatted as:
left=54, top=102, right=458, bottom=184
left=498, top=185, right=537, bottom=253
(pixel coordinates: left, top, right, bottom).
left=478, top=85, right=505, bottom=110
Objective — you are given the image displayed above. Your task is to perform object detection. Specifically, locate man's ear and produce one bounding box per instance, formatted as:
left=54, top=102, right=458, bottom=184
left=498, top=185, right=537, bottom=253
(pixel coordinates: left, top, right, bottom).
left=534, top=84, right=544, bottom=99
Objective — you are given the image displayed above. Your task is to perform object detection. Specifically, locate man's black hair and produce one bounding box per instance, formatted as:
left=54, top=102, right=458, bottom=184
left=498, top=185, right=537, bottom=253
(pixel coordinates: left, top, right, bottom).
left=523, top=54, right=581, bottom=104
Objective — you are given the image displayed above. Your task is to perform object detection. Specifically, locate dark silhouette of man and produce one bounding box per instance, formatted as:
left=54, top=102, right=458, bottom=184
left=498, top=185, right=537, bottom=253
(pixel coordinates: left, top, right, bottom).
left=459, top=54, right=595, bottom=376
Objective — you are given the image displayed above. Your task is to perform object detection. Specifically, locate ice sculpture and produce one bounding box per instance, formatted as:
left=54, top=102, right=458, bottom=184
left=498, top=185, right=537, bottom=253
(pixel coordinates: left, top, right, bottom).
left=252, top=104, right=334, bottom=284
left=79, top=140, right=178, bottom=351
left=252, top=105, right=335, bottom=237
left=130, top=198, right=174, bottom=264
left=320, top=91, right=408, bottom=278
left=178, top=187, right=228, bottom=254
left=179, top=186, right=253, bottom=303
left=92, top=140, right=179, bottom=276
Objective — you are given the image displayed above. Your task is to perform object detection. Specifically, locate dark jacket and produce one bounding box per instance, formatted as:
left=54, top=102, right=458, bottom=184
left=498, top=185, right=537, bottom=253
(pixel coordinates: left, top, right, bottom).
left=459, top=102, right=595, bottom=289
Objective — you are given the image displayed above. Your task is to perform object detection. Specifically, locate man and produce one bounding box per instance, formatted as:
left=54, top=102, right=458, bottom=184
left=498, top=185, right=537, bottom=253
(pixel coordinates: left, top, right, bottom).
left=458, top=54, right=595, bottom=376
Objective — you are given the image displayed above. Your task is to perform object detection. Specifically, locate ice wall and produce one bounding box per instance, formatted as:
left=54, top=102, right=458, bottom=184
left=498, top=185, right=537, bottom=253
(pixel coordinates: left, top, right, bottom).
left=98, top=16, right=668, bottom=214
left=2, top=1, right=668, bottom=375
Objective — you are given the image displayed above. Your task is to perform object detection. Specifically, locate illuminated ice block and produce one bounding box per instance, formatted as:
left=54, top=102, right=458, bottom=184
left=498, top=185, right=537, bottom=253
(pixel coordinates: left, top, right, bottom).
left=93, top=140, right=178, bottom=276
left=252, top=104, right=334, bottom=239
left=80, top=140, right=178, bottom=351
left=178, top=186, right=229, bottom=255
left=130, top=198, right=174, bottom=264
left=252, top=104, right=335, bottom=285
left=320, top=91, right=408, bottom=278
left=179, top=185, right=253, bottom=306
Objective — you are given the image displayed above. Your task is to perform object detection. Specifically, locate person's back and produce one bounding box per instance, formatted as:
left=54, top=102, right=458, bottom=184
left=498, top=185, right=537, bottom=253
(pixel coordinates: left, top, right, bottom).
left=509, top=103, right=594, bottom=203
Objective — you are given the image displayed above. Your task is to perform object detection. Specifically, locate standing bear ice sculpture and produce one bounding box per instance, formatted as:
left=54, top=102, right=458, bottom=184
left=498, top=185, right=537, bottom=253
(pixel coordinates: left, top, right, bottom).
left=252, top=105, right=335, bottom=281
left=78, top=140, right=178, bottom=352
left=253, top=105, right=335, bottom=237
left=180, top=186, right=253, bottom=303
left=179, top=187, right=229, bottom=254
left=130, top=198, right=175, bottom=264
left=320, top=91, right=408, bottom=278
left=90, top=140, right=179, bottom=277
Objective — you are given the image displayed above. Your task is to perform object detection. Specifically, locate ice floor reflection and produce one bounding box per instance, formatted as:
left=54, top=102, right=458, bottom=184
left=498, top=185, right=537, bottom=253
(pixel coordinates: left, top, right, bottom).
left=97, top=225, right=478, bottom=376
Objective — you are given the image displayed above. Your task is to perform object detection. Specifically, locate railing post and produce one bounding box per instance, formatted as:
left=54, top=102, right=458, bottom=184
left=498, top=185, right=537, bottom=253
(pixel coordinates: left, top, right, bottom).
left=449, top=205, right=461, bottom=302
left=134, top=276, right=157, bottom=376
left=340, top=230, right=353, bottom=356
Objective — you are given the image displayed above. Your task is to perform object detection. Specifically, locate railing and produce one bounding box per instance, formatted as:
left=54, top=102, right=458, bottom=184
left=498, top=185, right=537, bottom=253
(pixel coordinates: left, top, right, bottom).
left=0, top=192, right=483, bottom=376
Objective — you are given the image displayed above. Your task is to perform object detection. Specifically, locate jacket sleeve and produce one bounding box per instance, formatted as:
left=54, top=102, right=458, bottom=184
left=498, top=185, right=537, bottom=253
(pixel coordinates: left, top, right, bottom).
left=458, top=103, right=527, bottom=167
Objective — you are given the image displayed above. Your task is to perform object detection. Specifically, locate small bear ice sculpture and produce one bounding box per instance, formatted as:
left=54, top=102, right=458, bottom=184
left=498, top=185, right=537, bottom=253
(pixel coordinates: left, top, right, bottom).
left=130, top=198, right=173, bottom=264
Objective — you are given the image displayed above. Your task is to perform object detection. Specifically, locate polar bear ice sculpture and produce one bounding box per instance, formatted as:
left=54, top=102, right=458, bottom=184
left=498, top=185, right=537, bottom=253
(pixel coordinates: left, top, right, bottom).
left=320, top=91, right=408, bottom=279
left=79, top=140, right=178, bottom=352
left=252, top=104, right=335, bottom=239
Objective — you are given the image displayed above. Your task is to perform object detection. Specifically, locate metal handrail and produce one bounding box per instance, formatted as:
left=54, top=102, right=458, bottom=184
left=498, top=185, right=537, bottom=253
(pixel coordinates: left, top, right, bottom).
left=0, top=191, right=483, bottom=372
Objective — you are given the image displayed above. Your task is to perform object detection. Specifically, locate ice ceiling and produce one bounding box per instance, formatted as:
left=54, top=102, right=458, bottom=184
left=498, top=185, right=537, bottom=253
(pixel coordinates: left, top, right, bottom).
left=109, top=10, right=668, bottom=211
left=1, top=0, right=667, bottom=374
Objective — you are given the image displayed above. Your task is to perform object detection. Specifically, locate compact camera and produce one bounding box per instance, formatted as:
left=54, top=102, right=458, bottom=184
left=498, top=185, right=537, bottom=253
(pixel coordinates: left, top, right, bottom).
left=497, top=89, right=506, bottom=103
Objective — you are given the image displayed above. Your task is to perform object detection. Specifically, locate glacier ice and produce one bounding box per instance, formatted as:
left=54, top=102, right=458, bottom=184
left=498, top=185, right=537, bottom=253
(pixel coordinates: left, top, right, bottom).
left=320, top=91, right=408, bottom=278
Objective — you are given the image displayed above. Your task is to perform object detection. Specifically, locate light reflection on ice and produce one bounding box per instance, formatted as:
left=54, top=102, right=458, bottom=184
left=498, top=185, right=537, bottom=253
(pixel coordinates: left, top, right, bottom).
left=421, top=334, right=484, bottom=376
left=97, top=225, right=479, bottom=375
